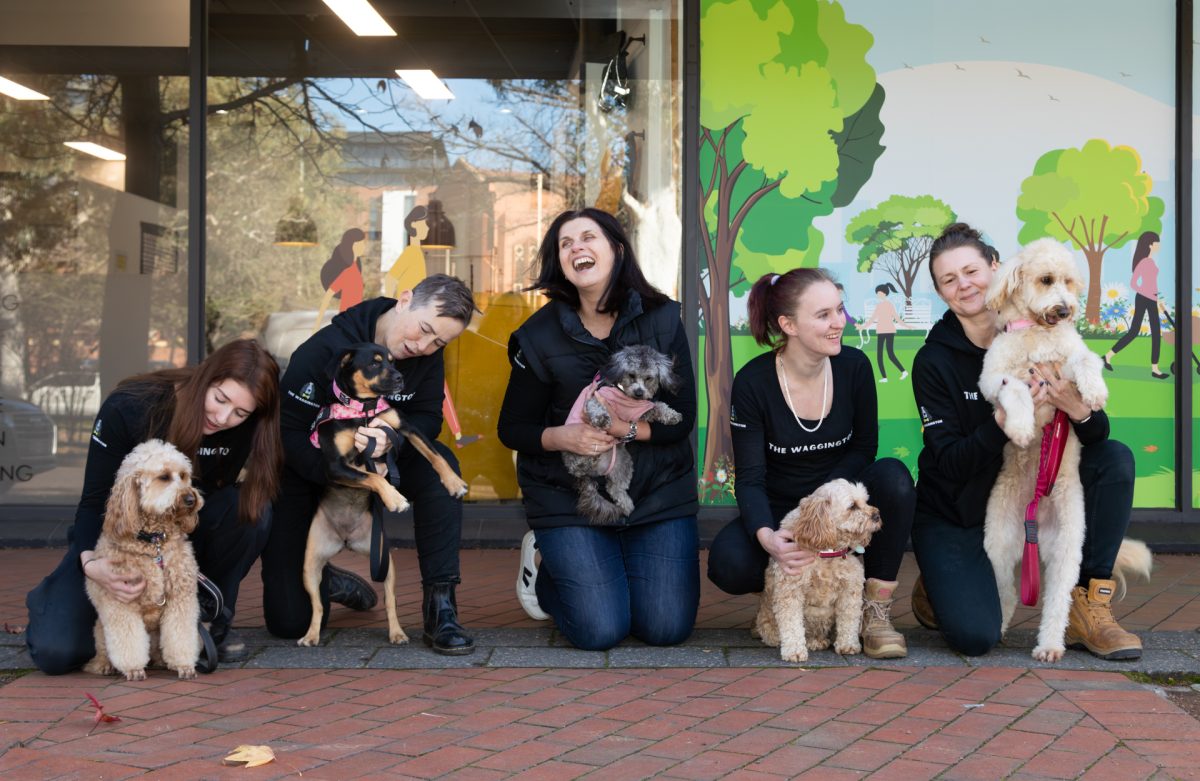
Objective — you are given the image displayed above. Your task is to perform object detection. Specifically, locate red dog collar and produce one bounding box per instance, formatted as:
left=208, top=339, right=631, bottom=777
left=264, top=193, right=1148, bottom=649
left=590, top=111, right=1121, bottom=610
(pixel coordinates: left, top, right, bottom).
left=817, top=548, right=852, bottom=559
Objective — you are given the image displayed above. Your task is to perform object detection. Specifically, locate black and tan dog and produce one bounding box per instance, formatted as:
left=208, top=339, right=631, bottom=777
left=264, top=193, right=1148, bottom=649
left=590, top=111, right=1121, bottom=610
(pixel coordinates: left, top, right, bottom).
left=298, top=343, right=468, bottom=647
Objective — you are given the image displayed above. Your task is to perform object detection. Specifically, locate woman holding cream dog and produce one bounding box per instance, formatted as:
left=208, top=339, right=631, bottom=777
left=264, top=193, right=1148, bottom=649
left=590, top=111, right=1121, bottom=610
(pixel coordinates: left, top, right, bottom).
left=910, top=222, right=1141, bottom=660
left=706, top=268, right=916, bottom=659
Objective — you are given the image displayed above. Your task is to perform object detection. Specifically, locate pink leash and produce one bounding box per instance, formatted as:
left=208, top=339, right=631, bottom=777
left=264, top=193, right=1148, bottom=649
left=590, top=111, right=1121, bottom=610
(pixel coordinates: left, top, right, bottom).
left=1020, top=409, right=1070, bottom=606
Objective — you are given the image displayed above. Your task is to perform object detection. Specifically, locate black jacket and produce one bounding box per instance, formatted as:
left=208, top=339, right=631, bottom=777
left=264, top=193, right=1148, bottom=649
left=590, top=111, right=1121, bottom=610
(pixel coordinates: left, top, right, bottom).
left=278, top=297, right=445, bottom=486
left=912, top=309, right=1109, bottom=527
left=497, top=293, right=698, bottom=529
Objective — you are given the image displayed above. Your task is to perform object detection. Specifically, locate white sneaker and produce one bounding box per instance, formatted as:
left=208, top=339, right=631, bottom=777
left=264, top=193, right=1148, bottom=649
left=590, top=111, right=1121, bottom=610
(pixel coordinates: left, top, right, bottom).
left=879, top=377, right=889, bottom=383
left=516, top=531, right=550, bottom=621
left=900, top=370, right=909, bottom=380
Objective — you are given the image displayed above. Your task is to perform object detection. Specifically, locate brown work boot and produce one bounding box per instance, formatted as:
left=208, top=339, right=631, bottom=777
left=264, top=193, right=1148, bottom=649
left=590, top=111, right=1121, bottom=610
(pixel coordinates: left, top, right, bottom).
left=861, top=578, right=907, bottom=659
left=1065, top=578, right=1142, bottom=660
left=911, top=574, right=938, bottom=630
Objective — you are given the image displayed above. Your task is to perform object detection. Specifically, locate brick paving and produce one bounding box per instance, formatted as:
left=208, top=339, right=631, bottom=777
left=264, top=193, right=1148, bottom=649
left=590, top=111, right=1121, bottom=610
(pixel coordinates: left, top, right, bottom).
left=0, top=548, right=1196, bottom=778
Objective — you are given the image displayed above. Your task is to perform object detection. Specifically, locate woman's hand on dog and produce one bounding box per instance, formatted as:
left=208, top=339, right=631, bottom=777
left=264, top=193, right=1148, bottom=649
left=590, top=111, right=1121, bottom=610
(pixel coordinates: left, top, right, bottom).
left=756, top=527, right=817, bottom=575
left=354, top=419, right=395, bottom=457
left=1030, top=362, right=1095, bottom=422
left=81, top=553, right=146, bottom=603
left=543, top=423, right=617, bottom=456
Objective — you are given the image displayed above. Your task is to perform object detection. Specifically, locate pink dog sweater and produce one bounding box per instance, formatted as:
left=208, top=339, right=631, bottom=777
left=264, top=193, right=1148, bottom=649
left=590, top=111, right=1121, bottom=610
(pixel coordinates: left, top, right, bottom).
left=566, top=377, right=654, bottom=475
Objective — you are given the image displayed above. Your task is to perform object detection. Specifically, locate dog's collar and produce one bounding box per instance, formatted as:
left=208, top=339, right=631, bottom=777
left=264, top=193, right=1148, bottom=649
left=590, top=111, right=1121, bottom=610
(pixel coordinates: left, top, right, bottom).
left=817, top=547, right=852, bottom=559
left=136, top=530, right=167, bottom=545
left=1005, top=319, right=1037, bottom=332
left=331, top=380, right=387, bottom=415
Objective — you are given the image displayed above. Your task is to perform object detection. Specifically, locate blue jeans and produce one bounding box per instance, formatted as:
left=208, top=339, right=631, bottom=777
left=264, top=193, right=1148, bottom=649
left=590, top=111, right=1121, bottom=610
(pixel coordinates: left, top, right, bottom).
left=912, top=439, right=1134, bottom=656
left=534, top=516, right=699, bottom=651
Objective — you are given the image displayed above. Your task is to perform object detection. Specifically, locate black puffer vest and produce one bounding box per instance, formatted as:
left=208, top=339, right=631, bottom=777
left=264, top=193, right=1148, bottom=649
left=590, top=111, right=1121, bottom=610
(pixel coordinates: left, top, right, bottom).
left=510, top=293, right=698, bottom=528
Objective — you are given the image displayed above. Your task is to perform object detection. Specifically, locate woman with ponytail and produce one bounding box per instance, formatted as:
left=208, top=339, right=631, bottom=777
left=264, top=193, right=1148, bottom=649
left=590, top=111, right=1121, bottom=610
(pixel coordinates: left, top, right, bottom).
left=707, top=268, right=916, bottom=659
left=862, top=282, right=911, bottom=382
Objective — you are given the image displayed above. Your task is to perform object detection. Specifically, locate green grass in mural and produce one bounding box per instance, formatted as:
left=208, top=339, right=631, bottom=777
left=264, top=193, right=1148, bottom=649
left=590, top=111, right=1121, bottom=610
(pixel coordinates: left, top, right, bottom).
left=697, top=333, right=1181, bottom=507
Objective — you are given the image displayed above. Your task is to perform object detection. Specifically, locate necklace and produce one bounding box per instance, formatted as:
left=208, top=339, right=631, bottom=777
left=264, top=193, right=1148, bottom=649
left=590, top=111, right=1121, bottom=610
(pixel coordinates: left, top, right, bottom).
left=778, top=355, right=829, bottom=434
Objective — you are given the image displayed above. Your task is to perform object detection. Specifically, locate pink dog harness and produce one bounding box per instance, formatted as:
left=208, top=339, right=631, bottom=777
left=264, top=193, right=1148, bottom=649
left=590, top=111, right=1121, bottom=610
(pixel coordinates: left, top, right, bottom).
left=566, top=375, right=653, bottom=475
left=309, top=380, right=392, bottom=448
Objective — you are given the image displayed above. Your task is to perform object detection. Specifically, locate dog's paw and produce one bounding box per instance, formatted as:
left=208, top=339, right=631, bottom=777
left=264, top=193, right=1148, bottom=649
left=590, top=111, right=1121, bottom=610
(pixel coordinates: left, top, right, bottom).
left=1032, top=645, right=1065, bottom=663
left=389, top=628, right=410, bottom=645
left=807, top=637, right=831, bottom=651
left=780, top=644, right=809, bottom=663
left=382, top=487, right=410, bottom=514
left=654, top=404, right=682, bottom=426
left=124, top=669, right=147, bottom=682
left=1005, top=420, right=1036, bottom=448
left=835, top=641, right=861, bottom=656
left=442, top=475, right=469, bottom=499
left=83, top=657, right=114, bottom=676
left=297, top=632, right=322, bottom=647
left=1078, top=381, right=1108, bottom=411
left=615, top=493, right=635, bottom=517
left=176, top=665, right=196, bottom=680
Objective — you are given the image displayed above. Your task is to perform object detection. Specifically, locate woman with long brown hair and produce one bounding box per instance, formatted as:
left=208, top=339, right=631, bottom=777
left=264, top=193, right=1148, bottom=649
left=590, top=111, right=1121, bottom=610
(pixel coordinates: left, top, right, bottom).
left=26, top=339, right=283, bottom=673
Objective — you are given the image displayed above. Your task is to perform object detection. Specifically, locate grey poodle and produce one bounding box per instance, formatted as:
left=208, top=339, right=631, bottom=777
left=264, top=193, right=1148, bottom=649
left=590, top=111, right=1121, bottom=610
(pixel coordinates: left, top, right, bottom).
left=562, top=345, right=682, bottom=524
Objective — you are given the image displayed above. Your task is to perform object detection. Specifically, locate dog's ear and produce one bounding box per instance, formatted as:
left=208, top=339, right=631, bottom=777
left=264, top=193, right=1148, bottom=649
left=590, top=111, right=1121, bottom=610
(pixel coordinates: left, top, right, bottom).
left=325, top=349, right=355, bottom=382
left=658, top=354, right=681, bottom=395
left=985, top=254, right=1023, bottom=313
left=789, top=492, right=837, bottom=552
left=104, top=469, right=144, bottom=538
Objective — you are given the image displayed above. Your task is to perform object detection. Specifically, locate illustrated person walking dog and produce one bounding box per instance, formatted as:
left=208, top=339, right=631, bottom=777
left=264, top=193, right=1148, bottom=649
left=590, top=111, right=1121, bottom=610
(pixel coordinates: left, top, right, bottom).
left=861, top=283, right=911, bottom=383
left=1104, top=231, right=1168, bottom=379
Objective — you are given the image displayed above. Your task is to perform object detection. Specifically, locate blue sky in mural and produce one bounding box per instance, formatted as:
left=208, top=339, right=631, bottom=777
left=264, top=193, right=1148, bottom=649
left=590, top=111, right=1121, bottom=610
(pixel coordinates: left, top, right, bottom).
left=799, top=0, right=1181, bottom=324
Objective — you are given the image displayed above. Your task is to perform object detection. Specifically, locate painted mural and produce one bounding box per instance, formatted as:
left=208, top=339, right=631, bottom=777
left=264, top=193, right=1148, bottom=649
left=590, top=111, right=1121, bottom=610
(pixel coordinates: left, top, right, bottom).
left=698, top=0, right=1180, bottom=507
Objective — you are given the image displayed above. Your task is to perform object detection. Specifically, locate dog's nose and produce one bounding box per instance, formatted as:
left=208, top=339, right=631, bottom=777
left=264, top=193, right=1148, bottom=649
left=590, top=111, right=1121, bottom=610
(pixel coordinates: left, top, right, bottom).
left=870, top=510, right=881, bottom=523
left=183, top=492, right=196, bottom=508
left=1054, top=305, right=1070, bottom=320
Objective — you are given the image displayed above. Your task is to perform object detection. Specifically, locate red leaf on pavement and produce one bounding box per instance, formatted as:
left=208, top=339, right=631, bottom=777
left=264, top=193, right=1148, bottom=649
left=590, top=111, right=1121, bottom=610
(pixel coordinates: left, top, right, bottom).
left=84, top=692, right=121, bottom=736
left=2, top=623, right=23, bottom=634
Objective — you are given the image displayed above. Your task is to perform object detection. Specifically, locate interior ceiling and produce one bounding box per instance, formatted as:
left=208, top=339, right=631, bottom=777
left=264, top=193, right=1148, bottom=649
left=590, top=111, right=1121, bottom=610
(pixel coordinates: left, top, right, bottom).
left=0, top=0, right=668, bottom=80
left=209, top=0, right=624, bottom=80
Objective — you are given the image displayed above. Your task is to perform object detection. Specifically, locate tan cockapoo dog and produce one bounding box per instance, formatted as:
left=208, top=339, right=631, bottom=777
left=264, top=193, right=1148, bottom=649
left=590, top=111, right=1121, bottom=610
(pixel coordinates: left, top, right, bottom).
left=84, top=440, right=204, bottom=681
left=755, top=479, right=881, bottom=663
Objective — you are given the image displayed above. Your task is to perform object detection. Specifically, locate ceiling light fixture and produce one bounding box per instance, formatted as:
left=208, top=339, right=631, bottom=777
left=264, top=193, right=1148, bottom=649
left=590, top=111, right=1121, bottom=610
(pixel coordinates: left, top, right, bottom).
left=0, top=76, right=49, bottom=100
left=63, top=141, right=126, bottom=161
left=395, top=70, right=454, bottom=100
left=321, top=0, right=396, bottom=37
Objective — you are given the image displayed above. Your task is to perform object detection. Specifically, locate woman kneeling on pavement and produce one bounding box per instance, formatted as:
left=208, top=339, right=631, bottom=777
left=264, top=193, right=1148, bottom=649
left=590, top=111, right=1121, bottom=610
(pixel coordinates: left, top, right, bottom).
left=498, top=207, right=700, bottom=651
left=707, top=268, right=916, bottom=659
left=910, top=222, right=1142, bottom=660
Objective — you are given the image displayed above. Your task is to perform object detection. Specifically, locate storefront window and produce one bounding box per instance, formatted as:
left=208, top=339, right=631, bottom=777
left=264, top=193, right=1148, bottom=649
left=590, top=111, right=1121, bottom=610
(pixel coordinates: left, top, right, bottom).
left=0, top=2, right=189, bottom=504
left=206, top=2, right=683, bottom=502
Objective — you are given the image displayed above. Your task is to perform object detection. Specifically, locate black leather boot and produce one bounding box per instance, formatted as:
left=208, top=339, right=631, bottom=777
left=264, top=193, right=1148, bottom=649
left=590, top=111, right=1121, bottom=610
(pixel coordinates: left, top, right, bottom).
left=422, top=582, right=475, bottom=656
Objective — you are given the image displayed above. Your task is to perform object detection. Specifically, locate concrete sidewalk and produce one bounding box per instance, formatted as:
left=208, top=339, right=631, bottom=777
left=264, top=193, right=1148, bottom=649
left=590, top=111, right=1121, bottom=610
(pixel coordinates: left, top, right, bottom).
left=0, top=548, right=1197, bottom=779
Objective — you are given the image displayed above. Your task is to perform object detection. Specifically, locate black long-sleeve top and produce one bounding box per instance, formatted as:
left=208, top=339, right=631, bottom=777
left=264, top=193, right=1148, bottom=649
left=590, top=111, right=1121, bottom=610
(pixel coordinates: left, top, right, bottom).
left=730, top=347, right=878, bottom=536
left=912, top=309, right=1109, bottom=527
left=71, top=383, right=252, bottom=556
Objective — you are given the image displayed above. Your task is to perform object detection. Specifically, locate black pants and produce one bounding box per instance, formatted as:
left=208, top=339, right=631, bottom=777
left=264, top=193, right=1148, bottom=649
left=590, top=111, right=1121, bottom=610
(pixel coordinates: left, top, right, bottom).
left=707, top=458, right=916, bottom=594
left=25, top=485, right=269, bottom=675
left=1110, top=294, right=1161, bottom=364
left=260, top=439, right=463, bottom=639
left=910, top=439, right=1134, bottom=656
left=876, top=333, right=905, bottom=379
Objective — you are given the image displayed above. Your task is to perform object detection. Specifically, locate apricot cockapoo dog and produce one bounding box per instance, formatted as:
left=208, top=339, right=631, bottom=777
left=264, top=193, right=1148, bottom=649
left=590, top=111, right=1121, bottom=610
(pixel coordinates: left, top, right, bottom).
left=755, top=479, right=881, bottom=663
left=83, top=439, right=204, bottom=681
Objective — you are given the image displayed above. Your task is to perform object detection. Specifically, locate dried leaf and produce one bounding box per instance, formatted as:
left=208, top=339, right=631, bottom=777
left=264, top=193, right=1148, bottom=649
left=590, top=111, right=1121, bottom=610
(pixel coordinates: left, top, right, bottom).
left=84, top=692, right=121, bottom=736
left=3, top=622, right=24, bottom=634
left=223, top=744, right=276, bottom=768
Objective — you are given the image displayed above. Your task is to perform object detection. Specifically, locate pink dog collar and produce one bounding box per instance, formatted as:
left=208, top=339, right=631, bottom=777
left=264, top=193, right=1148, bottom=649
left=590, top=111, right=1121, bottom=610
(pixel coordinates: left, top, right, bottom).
left=1005, top=319, right=1036, bottom=332
left=817, top=548, right=852, bottom=558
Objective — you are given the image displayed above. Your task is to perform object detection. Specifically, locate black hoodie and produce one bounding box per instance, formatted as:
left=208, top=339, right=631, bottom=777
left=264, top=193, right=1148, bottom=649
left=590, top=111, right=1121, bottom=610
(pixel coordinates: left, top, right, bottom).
left=278, top=297, right=445, bottom=486
left=912, top=309, right=1109, bottom=527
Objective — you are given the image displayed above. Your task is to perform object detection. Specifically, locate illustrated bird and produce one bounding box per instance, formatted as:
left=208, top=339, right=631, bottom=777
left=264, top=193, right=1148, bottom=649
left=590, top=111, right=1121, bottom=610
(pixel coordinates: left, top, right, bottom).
left=1120, top=71, right=1133, bottom=78
left=954, top=63, right=966, bottom=71
left=980, top=35, right=990, bottom=44
left=1016, top=68, right=1031, bottom=79
left=376, top=79, right=387, bottom=92
left=1049, top=95, right=1059, bottom=102
left=903, top=62, right=914, bottom=70
left=468, top=118, right=483, bottom=138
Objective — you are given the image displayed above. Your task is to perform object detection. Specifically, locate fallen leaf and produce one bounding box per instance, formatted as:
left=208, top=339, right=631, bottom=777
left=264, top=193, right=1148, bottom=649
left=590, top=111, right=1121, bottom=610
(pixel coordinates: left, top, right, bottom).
left=84, top=692, right=121, bottom=736
left=224, top=744, right=276, bottom=768
left=1144, top=445, right=1159, bottom=453
left=2, top=623, right=23, bottom=634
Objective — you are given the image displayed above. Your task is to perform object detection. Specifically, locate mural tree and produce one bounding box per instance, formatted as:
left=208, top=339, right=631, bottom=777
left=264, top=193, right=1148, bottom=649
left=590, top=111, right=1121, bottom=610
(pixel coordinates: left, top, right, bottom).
left=1016, top=138, right=1164, bottom=325
left=698, top=0, right=885, bottom=484
left=845, top=195, right=955, bottom=308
